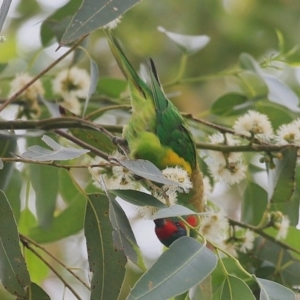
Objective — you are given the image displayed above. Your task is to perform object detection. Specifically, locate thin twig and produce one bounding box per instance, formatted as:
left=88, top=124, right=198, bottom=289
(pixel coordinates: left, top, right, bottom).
left=20, top=234, right=90, bottom=290
left=21, top=238, right=83, bottom=300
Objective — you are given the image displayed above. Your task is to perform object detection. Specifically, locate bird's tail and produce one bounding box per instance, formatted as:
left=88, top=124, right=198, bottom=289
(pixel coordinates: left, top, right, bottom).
left=104, top=30, right=147, bottom=97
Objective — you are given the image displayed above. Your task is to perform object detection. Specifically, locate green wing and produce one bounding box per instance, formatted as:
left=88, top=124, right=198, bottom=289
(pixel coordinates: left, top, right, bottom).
left=148, top=59, right=197, bottom=169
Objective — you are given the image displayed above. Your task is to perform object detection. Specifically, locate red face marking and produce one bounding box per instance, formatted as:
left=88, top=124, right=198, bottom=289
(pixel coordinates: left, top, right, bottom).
left=155, top=220, right=184, bottom=239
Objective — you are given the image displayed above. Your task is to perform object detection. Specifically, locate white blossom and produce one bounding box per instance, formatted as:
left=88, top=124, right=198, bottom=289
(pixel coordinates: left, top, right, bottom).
left=9, top=73, right=44, bottom=103
left=52, top=67, right=90, bottom=112
left=275, top=215, right=290, bottom=240
left=162, top=166, right=193, bottom=198
left=239, top=230, right=255, bottom=253
left=199, top=209, right=229, bottom=242
left=208, top=159, right=246, bottom=185
left=233, top=110, right=273, bottom=140
left=275, top=123, right=300, bottom=145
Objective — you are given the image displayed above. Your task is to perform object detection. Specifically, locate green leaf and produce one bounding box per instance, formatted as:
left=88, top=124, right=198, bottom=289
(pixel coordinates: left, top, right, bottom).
left=255, top=101, right=293, bottom=130
left=151, top=204, right=198, bottom=219
left=267, top=148, right=297, bottom=203
left=221, top=275, right=255, bottom=300
left=255, top=277, right=295, bottom=300
left=85, top=194, right=126, bottom=300
left=29, top=164, right=58, bottom=228
left=263, top=75, right=300, bottom=113
left=97, top=77, right=127, bottom=98
left=83, top=58, right=99, bottom=116
left=21, top=135, right=89, bottom=161
left=242, top=181, right=268, bottom=226
left=115, top=159, right=180, bottom=186
left=0, top=191, right=30, bottom=297
left=0, top=133, right=17, bottom=191
left=211, top=93, right=249, bottom=116
left=70, top=128, right=116, bottom=154
left=239, top=53, right=262, bottom=74
left=109, top=196, right=138, bottom=264
left=61, top=0, right=140, bottom=45
left=23, top=283, right=51, bottom=300
left=40, top=0, right=82, bottom=46
left=238, top=71, right=268, bottom=98
left=127, top=237, right=217, bottom=300
left=112, top=189, right=166, bottom=208
left=4, top=168, right=22, bottom=221
left=28, top=175, right=86, bottom=243
left=18, top=208, right=37, bottom=235
left=158, top=26, right=210, bottom=55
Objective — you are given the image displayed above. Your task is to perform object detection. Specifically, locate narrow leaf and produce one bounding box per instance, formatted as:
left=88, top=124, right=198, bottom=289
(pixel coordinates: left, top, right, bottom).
left=61, top=0, right=140, bottom=45
left=151, top=204, right=199, bottom=220
left=112, top=190, right=166, bottom=208
left=127, top=237, right=217, bottom=300
left=85, top=194, right=126, bottom=300
left=255, top=277, right=295, bottom=300
left=109, top=196, right=138, bottom=263
left=83, top=59, right=99, bottom=116
left=242, top=181, right=268, bottom=226
left=268, top=148, right=297, bottom=203
left=21, top=135, right=89, bottom=161
left=0, top=191, right=30, bottom=297
left=263, top=75, right=300, bottom=113
left=0, top=0, right=12, bottom=33
left=114, top=159, right=180, bottom=186
left=221, top=275, right=255, bottom=300
left=158, top=26, right=210, bottom=55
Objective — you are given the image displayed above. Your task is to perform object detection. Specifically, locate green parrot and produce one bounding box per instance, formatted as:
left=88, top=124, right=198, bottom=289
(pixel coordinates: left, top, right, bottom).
left=106, top=32, right=204, bottom=246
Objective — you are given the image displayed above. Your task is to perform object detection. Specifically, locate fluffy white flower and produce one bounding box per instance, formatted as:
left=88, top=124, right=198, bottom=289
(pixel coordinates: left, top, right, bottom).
left=9, top=73, right=44, bottom=102
left=89, top=155, right=137, bottom=190
left=203, top=176, right=212, bottom=199
left=275, top=123, right=300, bottom=145
left=239, top=230, right=255, bottom=253
left=59, top=95, right=81, bottom=115
left=275, top=215, right=290, bottom=240
left=162, top=166, right=193, bottom=195
left=52, top=67, right=90, bottom=101
left=233, top=110, right=273, bottom=139
left=218, top=240, right=238, bottom=257
left=207, top=133, right=241, bottom=164
left=137, top=206, right=158, bottom=219
left=199, top=209, right=229, bottom=242
left=208, top=159, right=246, bottom=185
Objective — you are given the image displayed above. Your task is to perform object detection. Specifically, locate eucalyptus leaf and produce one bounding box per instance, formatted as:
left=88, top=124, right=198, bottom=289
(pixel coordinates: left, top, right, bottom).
left=83, top=58, right=99, bottom=116
left=0, top=191, right=30, bottom=298
left=61, top=0, right=140, bottom=45
left=20, top=135, right=89, bottom=161
left=151, top=204, right=199, bottom=220
left=30, top=164, right=58, bottom=228
left=85, top=194, right=126, bottom=300
left=242, top=181, right=268, bottom=226
left=158, top=26, right=210, bottom=55
left=127, top=237, right=217, bottom=300
left=112, top=189, right=166, bottom=208
left=211, top=93, right=249, bottom=116
left=263, top=75, right=300, bottom=112
left=114, top=159, right=180, bottom=186
left=255, top=277, right=295, bottom=300
left=109, top=195, right=138, bottom=263
left=0, top=0, right=12, bottom=33
left=221, top=275, right=255, bottom=300
left=268, top=148, right=297, bottom=203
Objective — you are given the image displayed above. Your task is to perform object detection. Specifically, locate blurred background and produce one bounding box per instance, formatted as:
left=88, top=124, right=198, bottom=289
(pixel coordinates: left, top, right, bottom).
left=1, top=0, right=300, bottom=299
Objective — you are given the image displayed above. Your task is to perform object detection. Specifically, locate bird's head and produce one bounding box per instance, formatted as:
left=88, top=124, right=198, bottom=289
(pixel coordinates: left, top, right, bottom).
left=154, top=215, right=198, bottom=247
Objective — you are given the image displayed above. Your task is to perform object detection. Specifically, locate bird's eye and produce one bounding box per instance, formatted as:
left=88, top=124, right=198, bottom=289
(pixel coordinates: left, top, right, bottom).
left=175, top=222, right=181, bottom=228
